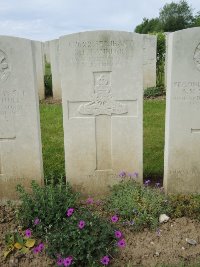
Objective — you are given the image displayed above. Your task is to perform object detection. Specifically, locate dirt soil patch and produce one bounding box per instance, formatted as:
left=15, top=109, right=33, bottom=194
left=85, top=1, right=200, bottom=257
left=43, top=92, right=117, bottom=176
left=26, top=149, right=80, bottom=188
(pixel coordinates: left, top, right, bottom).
left=1, top=205, right=200, bottom=267
left=40, top=97, right=62, bottom=105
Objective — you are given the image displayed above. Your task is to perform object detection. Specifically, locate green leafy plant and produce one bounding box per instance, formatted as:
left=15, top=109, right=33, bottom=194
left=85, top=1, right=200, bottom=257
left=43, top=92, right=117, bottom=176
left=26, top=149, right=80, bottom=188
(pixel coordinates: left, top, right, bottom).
left=16, top=181, right=120, bottom=266
left=44, top=74, right=52, bottom=97
left=46, top=207, right=118, bottom=266
left=169, top=194, right=200, bottom=220
left=16, top=179, right=79, bottom=237
left=106, top=176, right=172, bottom=230
left=4, top=231, right=35, bottom=258
left=144, top=86, right=165, bottom=98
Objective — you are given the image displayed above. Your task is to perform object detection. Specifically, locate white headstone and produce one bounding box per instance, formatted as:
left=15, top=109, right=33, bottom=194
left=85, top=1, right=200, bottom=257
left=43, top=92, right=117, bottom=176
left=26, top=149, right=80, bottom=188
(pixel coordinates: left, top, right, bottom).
left=164, top=27, right=200, bottom=193
left=43, top=41, right=50, bottom=64
left=0, top=36, right=43, bottom=201
left=50, top=39, right=61, bottom=100
left=60, top=31, right=143, bottom=195
left=143, top=35, right=157, bottom=89
left=32, top=41, right=45, bottom=100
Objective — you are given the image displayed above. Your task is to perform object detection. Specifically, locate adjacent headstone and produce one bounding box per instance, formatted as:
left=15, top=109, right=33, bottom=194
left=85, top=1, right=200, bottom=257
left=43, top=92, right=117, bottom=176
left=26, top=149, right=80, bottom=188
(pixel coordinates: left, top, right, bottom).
left=143, top=35, right=157, bottom=89
left=164, top=32, right=170, bottom=88
left=60, top=31, right=143, bottom=195
left=0, top=36, right=43, bottom=201
left=43, top=41, right=50, bottom=64
left=164, top=27, right=200, bottom=193
left=50, top=39, right=61, bottom=100
left=32, top=41, right=45, bottom=100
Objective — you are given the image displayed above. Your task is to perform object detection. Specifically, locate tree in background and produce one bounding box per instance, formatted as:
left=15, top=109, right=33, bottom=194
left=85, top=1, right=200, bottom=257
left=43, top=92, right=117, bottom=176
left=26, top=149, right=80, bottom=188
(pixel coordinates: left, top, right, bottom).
left=135, top=18, right=161, bottom=34
left=135, top=0, right=198, bottom=33
left=159, top=0, right=193, bottom=32
left=135, top=0, right=199, bottom=91
left=192, top=11, right=200, bottom=27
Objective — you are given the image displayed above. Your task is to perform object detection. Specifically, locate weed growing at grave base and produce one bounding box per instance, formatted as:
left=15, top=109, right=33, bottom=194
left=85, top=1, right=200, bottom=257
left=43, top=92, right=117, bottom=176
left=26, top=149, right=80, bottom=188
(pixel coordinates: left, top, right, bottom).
left=106, top=174, right=172, bottom=231
left=16, top=180, right=120, bottom=266
left=169, top=194, right=200, bottom=220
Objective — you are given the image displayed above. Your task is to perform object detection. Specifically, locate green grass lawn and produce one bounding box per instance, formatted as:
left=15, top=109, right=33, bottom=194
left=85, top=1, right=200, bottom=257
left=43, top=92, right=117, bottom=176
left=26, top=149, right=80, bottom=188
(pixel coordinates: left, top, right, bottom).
left=40, top=99, right=166, bottom=181
left=144, top=99, right=166, bottom=181
left=40, top=103, right=65, bottom=179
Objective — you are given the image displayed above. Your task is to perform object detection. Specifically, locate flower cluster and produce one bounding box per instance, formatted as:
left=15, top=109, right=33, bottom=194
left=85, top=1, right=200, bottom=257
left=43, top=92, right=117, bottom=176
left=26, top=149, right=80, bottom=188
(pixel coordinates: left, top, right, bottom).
left=66, top=208, right=74, bottom=217
left=33, top=243, right=44, bottom=254
left=119, top=171, right=139, bottom=179
left=57, top=256, right=73, bottom=266
left=101, top=255, right=110, bottom=265
left=25, top=229, right=31, bottom=238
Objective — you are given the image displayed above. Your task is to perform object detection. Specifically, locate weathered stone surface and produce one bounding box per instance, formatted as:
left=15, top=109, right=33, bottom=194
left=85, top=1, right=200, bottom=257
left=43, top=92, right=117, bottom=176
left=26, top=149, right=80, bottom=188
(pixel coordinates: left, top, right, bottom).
left=50, top=39, right=61, bottom=100
left=0, top=36, right=43, bottom=201
left=143, top=35, right=157, bottom=89
left=43, top=41, right=50, bottom=64
left=164, top=28, right=200, bottom=193
left=60, top=31, right=143, bottom=195
left=32, top=41, right=45, bottom=100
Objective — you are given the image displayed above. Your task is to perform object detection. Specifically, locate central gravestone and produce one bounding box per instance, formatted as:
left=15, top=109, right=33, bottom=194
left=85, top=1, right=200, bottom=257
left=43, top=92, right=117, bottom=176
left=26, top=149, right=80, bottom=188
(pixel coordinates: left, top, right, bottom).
left=60, top=31, right=143, bottom=195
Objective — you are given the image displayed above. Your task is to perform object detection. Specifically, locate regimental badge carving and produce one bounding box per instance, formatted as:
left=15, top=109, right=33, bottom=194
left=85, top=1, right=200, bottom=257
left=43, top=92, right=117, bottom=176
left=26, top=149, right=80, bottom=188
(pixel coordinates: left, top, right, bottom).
left=0, top=50, right=10, bottom=82
left=78, top=72, right=128, bottom=116
left=193, top=43, right=200, bottom=71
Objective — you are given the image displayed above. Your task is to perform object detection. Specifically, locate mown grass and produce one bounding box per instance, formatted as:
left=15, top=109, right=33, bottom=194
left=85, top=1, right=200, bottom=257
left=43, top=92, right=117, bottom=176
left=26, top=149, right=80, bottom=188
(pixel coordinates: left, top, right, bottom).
left=40, top=99, right=166, bottom=181
left=40, top=103, right=65, bottom=179
left=144, top=99, right=165, bottom=181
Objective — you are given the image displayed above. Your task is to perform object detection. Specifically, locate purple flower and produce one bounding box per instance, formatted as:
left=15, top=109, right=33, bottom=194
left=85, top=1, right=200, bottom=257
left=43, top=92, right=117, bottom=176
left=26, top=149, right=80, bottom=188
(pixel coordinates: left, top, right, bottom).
left=115, top=230, right=122, bottom=239
left=119, top=171, right=126, bottom=178
left=133, top=172, right=139, bottom=178
left=155, top=182, right=160, bottom=187
left=129, top=220, right=135, bottom=225
left=117, top=238, right=126, bottom=248
left=156, top=229, right=161, bottom=236
left=78, top=220, right=86, bottom=229
left=57, top=257, right=63, bottom=266
left=63, top=256, right=73, bottom=267
left=144, top=179, right=151, bottom=186
left=100, top=255, right=110, bottom=265
left=38, top=243, right=44, bottom=251
left=34, top=218, right=40, bottom=225
left=86, top=197, right=94, bottom=204
left=25, top=229, right=31, bottom=238
left=96, top=199, right=102, bottom=206
left=66, top=208, right=74, bottom=217
left=111, top=215, right=119, bottom=223
left=33, top=246, right=40, bottom=254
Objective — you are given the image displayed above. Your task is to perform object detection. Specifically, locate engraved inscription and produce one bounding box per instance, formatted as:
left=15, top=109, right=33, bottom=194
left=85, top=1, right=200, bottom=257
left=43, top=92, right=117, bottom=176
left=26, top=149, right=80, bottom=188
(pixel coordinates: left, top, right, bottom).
left=78, top=72, right=128, bottom=116
left=173, top=81, right=200, bottom=103
left=194, top=43, right=200, bottom=71
left=68, top=40, right=135, bottom=67
left=0, top=50, right=10, bottom=82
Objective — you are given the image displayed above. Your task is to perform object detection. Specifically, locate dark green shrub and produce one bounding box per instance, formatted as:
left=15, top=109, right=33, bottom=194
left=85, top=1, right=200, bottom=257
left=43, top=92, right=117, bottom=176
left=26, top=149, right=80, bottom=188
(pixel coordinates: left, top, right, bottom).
left=144, top=86, right=165, bottom=98
left=16, top=181, right=119, bottom=266
left=16, top=179, right=79, bottom=237
left=46, top=208, right=118, bottom=266
left=156, top=32, right=166, bottom=88
left=44, top=74, right=52, bottom=97
left=106, top=178, right=172, bottom=230
left=169, top=194, right=200, bottom=220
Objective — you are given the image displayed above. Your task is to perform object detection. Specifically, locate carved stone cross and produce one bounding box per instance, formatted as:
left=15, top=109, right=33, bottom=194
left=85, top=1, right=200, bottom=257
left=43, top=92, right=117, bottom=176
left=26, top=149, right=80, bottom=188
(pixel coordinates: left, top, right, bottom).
left=68, top=71, right=138, bottom=171
left=0, top=114, right=16, bottom=175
